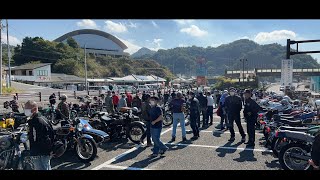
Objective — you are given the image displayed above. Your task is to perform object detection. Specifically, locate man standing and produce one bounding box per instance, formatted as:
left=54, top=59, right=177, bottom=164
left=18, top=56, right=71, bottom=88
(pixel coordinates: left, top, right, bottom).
left=56, top=94, right=70, bottom=120
left=163, top=91, right=170, bottom=105
left=169, top=92, right=187, bottom=142
left=243, top=89, right=261, bottom=147
left=225, top=87, right=246, bottom=142
left=132, top=93, right=142, bottom=109
left=188, top=92, right=200, bottom=140
left=140, top=94, right=152, bottom=146
left=125, top=91, right=133, bottom=107
left=25, top=100, right=53, bottom=170
left=11, top=95, right=20, bottom=113
left=149, top=96, right=168, bottom=157
left=206, top=92, right=214, bottom=126
left=196, top=92, right=207, bottom=128
left=112, top=91, right=119, bottom=112
left=105, top=91, right=114, bottom=114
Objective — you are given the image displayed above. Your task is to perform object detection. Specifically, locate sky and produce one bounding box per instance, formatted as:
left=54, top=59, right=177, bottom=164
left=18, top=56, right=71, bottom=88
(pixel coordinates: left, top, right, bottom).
left=3, top=19, right=320, bottom=61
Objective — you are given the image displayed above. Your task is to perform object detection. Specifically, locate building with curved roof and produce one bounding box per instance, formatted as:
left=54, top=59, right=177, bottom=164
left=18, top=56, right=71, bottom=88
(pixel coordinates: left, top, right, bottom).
left=54, top=29, right=128, bottom=57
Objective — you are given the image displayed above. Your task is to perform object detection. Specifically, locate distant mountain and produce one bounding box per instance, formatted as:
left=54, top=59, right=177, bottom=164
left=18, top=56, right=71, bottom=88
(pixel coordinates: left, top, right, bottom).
left=131, top=47, right=156, bottom=58
left=138, top=39, right=320, bottom=76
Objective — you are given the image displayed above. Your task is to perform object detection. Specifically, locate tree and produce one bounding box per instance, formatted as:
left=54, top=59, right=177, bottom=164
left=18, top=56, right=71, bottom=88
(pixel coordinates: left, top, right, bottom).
left=67, top=37, right=79, bottom=49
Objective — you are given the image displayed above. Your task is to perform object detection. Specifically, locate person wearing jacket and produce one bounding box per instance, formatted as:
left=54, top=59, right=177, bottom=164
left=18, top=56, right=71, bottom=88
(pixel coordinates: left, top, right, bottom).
left=225, top=87, right=246, bottom=142
left=118, top=94, right=128, bottom=109
left=112, top=91, right=119, bottom=111
left=105, top=91, right=114, bottom=114
left=187, top=92, right=200, bottom=139
left=25, top=100, right=52, bottom=170
left=217, top=90, right=228, bottom=131
left=196, top=92, right=207, bottom=128
left=56, top=94, right=70, bottom=120
left=140, top=94, right=152, bottom=146
left=169, top=92, right=187, bottom=142
left=243, top=89, right=261, bottom=147
left=206, top=92, right=214, bottom=126
left=132, top=93, right=142, bottom=109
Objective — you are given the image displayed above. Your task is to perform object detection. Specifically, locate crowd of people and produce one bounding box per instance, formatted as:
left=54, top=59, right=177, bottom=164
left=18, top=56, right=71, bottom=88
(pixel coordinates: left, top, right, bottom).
left=4, top=86, right=319, bottom=170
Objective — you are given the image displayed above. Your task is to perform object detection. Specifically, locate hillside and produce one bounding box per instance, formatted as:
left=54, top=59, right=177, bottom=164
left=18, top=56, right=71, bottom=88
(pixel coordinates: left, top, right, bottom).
left=131, top=47, right=156, bottom=58
left=11, top=37, right=174, bottom=79
left=138, top=39, right=320, bottom=76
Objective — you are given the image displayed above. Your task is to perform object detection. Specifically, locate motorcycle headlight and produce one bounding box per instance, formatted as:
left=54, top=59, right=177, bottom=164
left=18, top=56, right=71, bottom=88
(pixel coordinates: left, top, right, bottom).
left=20, top=133, right=28, bottom=143
left=77, top=123, right=84, bottom=131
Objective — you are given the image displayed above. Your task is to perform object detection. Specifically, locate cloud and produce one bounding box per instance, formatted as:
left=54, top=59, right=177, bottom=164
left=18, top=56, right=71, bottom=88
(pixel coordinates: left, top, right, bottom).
left=76, top=19, right=98, bottom=29
left=180, top=25, right=208, bottom=37
left=127, top=21, right=138, bottom=28
left=174, top=20, right=194, bottom=25
left=114, top=36, right=141, bottom=55
left=151, top=21, right=159, bottom=28
left=104, top=20, right=127, bottom=33
left=254, top=30, right=296, bottom=44
left=1, top=33, right=21, bottom=46
left=238, top=36, right=249, bottom=40
left=178, top=43, right=188, bottom=47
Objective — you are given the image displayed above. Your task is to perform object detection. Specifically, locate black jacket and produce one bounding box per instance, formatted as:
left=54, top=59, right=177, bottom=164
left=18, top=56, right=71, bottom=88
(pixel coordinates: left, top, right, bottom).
left=187, top=98, right=200, bottom=116
left=243, top=98, right=261, bottom=119
left=225, top=95, right=242, bottom=115
left=312, top=133, right=320, bottom=166
left=197, top=94, right=207, bottom=108
left=28, top=113, right=53, bottom=156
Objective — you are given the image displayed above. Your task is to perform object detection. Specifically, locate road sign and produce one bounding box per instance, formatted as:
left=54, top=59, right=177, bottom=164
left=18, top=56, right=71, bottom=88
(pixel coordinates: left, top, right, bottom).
left=281, top=59, right=293, bottom=86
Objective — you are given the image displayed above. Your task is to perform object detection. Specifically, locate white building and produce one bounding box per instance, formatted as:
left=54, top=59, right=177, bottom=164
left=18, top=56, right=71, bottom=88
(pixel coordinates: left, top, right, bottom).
left=5, top=63, right=51, bottom=84
left=54, top=29, right=129, bottom=58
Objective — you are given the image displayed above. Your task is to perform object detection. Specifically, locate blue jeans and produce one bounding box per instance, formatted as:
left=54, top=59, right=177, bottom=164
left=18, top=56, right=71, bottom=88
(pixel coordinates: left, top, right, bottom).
left=151, top=127, right=168, bottom=154
left=30, top=155, right=51, bottom=170
left=172, top=113, right=186, bottom=138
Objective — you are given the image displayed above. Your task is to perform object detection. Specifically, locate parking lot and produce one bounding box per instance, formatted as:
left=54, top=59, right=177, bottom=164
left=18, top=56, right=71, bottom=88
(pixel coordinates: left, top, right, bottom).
left=50, top=114, right=281, bottom=170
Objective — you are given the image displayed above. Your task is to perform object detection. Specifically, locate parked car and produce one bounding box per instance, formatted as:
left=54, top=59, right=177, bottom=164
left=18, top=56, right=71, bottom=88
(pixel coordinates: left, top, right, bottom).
left=137, top=85, right=150, bottom=92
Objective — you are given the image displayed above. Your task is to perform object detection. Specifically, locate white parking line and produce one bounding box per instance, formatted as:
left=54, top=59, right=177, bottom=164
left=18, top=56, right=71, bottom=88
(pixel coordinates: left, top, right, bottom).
left=177, top=129, right=263, bottom=135
left=165, top=143, right=272, bottom=153
left=91, top=127, right=173, bottom=170
left=103, top=164, right=151, bottom=170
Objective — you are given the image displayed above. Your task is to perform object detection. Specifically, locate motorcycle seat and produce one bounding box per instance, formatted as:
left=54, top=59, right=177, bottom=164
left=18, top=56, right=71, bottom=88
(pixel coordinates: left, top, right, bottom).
left=279, top=126, right=309, bottom=132
left=279, top=130, right=314, bottom=142
left=100, top=115, right=115, bottom=122
left=278, top=119, right=302, bottom=126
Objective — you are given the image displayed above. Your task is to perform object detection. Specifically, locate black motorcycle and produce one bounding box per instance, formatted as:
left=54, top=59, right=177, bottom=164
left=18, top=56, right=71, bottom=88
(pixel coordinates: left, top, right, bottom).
left=88, top=111, right=145, bottom=144
left=53, top=118, right=97, bottom=163
left=161, top=103, right=173, bottom=127
left=0, top=123, right=32, bottom=170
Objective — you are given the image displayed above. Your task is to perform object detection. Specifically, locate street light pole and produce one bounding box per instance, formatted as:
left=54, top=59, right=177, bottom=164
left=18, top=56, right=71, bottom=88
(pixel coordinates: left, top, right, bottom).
left=84, top=44, right=88, bottom=92
left=240, top=59, right=248, bottom=84
left=0, top=19, right=3, bottom=94
left=6, top=19, right=11, bottom=88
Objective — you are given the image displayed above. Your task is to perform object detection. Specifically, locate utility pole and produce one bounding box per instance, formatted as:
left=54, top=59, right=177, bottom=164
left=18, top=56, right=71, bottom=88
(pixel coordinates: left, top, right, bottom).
left=240, top=59, right=247, bottom=84
left=6, top=19, right=11, bottom=88
left=84, top=44, right=88, bottom=93
left=0, top=19, right=3, bottom=94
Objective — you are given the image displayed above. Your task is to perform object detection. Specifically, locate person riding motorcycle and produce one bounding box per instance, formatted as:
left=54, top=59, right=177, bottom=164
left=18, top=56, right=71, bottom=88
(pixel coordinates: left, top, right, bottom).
left=11, top=96, right=20, bottom=113
left=56, top=94, right=70, bottom=120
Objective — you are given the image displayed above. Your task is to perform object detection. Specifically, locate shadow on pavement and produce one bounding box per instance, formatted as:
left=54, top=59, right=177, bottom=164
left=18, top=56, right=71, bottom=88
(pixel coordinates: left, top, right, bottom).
left=51, top=151, right=91, bottom=170
left=215, top=141, right=243, bottom=157
left=233, top=148, right=257, bottom=162
left=264, top=159, right=281, bottom=169
left=110, top=146, right=148, bottom=165
left=127, top=155, right=165, bottom=169
left=98, top=138, right=136, bottom=152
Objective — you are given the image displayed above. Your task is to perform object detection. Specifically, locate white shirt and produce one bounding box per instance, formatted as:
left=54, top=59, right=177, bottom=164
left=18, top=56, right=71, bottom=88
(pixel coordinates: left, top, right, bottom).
left=207, top=95, right=214, bottom=106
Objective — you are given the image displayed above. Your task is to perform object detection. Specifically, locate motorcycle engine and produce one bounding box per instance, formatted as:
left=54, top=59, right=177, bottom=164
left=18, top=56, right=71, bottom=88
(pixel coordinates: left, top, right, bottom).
left=0, top=136, right=12, bottom=150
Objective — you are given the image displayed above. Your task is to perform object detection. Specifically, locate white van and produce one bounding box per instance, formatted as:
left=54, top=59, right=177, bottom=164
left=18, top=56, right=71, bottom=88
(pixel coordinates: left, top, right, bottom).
left=88, top=85, right=118, bottom=93
left=137, top=85, right=150, bottom=92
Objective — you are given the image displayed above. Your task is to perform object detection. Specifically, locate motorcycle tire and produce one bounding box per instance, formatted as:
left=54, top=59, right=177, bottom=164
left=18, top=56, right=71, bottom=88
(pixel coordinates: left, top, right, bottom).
left=163, top=114, right=173, bottom=127
left=127, top=123, right=145, bottom=144
left=75, top=137, right=97, bottom=163
left=279, top=143, right=312, bottom=170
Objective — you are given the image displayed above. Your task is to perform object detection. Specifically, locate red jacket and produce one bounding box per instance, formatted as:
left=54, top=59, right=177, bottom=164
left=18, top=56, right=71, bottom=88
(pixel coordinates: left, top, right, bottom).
left=112, top=95, right=119, bottom=105
left=126, top=93, right=133, bottom=104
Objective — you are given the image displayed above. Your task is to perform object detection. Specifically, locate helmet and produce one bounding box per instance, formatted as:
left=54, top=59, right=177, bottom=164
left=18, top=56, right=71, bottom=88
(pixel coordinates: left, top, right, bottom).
left=280, top=99, right=289, bottom=105
left=132, top=107, right=138, bottom=113
left=52, top=140, right=67, bottom=158
left=60, top=94, right=67, bottom=101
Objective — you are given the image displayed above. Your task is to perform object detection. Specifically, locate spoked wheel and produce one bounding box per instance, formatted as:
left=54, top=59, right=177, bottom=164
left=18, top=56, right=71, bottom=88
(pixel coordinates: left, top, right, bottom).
left=279, top=143, right=312, bottom=170
left=128, top=124, right=145, bottom=144
left=75, top=138, right=97, bottom=163
left=163, top=114, right=173, bottom=126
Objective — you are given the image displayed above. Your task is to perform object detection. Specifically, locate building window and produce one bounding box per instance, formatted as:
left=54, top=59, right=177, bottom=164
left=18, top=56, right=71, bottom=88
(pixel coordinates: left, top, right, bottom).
left=11, top=71, right=15, bottom=75
left=29, top=71, right=33, bottom=76
left=22, top=71, right=26, bottom=76
left=37, top=70, right=48, bottom=76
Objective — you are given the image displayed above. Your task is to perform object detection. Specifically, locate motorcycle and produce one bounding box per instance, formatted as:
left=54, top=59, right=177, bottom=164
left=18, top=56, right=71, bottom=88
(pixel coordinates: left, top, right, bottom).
left=40, top=104, right=59, bottom=125
left=53, top=118, right=98, bottom=163
left=0, top=123, right=32, bottom=170
left=0, top=112, right=28, bottom=130
left=161, top=103, right=173, bottom=127
left=88, top=110, right=145, bottom=144
left=277, top=130, right=315, bottom=170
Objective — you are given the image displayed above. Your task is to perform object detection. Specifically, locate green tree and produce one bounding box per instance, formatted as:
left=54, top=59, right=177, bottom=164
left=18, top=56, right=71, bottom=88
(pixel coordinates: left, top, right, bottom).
left=66, top=37, right=80, bottom=49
